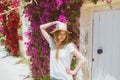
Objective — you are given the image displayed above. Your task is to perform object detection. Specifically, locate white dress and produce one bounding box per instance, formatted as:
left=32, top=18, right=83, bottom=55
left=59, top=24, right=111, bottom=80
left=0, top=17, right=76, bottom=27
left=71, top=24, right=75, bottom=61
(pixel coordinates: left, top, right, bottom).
left=49, top=37, right=75, bottom=80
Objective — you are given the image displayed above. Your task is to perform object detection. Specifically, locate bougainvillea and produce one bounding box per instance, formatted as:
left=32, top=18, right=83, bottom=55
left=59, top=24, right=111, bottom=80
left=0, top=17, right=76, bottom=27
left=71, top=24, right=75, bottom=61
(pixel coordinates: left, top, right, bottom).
left=0, top=0, right=21, bottom=56
left=92, top=0, right=112, bottom=4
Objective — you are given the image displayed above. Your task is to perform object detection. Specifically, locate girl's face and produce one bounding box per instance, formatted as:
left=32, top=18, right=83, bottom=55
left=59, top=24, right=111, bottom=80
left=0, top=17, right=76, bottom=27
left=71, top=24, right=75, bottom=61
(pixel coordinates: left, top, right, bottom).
left=58, top=30, right=67, bottom=42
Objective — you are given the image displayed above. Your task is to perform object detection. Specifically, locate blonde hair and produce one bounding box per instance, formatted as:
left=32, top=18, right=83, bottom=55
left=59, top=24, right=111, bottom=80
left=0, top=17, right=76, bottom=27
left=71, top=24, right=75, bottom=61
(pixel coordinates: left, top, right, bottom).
left=52, top=30, right=70, bottom=60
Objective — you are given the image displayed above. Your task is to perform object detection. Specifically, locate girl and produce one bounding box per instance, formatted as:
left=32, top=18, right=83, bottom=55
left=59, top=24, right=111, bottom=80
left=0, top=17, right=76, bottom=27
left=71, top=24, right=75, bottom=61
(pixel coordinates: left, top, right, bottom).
left=40, top=21, right=86, bottom=80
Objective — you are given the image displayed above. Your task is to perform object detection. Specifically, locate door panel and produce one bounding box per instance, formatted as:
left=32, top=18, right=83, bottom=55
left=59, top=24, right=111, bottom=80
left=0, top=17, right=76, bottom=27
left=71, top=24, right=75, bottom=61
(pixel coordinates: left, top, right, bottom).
left=92, top=10, right=120, bottom=80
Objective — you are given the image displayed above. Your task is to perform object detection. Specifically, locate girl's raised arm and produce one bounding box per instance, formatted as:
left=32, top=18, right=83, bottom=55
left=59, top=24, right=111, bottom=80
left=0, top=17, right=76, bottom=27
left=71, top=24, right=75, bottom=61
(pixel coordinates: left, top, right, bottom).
left=40, top=21, right=58, bottom=44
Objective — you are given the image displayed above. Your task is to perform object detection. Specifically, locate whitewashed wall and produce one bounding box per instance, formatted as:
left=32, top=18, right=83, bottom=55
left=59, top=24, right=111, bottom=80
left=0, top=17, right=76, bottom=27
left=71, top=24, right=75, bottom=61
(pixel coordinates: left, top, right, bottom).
left=18, top=13, right=30, bottom=59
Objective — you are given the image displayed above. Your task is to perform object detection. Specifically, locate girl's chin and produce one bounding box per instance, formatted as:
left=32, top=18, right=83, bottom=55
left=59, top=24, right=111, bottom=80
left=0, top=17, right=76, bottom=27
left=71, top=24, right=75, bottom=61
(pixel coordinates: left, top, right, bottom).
left=59, top=39, right=65, bottom=42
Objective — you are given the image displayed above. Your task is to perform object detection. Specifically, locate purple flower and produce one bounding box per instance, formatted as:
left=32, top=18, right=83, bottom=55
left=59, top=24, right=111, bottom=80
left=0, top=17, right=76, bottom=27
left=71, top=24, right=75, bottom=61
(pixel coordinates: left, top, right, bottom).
left=39, top=2, right=44, bottom=7
left=56, top=0, right=63, bottom=6
left=33, top=48, right=38, bottom=55
left=24, top=31, right=31, bottom=38
left=44, top=9, right=50, bottom=15
left=58, top=14, right=68, bottom=22
left=41, top=46, right=47, bottom=54
left=64, top=0, right=71, bottom=4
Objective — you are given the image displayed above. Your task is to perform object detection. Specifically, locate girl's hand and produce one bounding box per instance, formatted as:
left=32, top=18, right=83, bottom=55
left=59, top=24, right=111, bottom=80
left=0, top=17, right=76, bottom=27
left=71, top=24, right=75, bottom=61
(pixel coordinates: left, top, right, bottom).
left=54, top=21, right=68, bottom=24
left=66, top=68, right=76, bottom=75
left=54, top=21, right=61, bottom=24
left=51, top=21, right=60, bottom=25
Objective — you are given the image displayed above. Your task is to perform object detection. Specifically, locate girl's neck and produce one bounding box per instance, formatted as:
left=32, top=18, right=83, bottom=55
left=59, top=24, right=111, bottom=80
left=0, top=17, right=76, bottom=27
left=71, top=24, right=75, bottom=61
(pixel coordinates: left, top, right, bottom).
left=57, top=41, right=62, bottom=46
left=56, top=43, right=64, bottom=49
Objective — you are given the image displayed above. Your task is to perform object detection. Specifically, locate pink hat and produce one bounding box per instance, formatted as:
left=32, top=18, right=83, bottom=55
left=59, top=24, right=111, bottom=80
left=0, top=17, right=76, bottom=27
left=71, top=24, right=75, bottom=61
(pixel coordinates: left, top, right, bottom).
left=50, top=22, right=71, bottom=34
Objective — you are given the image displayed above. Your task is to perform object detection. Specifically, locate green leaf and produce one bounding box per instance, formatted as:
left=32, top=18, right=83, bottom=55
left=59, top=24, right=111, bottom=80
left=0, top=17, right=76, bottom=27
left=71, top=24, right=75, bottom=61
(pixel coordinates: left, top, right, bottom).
left=0, top=36, right=6, bottom=41
left=92, top=0, right=99, bottom=4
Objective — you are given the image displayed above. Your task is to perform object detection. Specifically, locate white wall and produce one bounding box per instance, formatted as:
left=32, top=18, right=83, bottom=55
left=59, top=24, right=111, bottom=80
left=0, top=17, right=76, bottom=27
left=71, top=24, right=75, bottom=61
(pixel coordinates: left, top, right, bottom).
left=18, top=14, right=30, bottom=59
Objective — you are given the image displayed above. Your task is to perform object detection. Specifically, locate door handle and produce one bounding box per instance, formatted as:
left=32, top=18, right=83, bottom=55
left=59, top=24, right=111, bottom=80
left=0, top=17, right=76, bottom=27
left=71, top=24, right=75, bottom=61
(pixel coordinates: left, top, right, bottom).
left=97, top=49, right=103, bottom=54
left=92, top=58, right=94, bottom=61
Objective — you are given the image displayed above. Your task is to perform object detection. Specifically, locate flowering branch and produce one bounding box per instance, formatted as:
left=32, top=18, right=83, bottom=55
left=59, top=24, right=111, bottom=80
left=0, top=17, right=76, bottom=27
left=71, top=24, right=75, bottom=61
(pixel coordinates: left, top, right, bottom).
left=0, top=7, right=19, bottom=16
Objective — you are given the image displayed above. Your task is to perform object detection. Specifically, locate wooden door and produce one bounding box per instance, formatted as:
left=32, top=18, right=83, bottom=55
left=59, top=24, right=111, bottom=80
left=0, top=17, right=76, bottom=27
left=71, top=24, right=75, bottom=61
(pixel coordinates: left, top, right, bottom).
left=92, top=10, right=120, bottom=80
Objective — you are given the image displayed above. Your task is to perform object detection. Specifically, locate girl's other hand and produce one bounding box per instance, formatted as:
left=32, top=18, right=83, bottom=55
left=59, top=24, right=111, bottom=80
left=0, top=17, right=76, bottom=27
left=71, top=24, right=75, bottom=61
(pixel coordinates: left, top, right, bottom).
left=66, top=68, right=76, bottom=76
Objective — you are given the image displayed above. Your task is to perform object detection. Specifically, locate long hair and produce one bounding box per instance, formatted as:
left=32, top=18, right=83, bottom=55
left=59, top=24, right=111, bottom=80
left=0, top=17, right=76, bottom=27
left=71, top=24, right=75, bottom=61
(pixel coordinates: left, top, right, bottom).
left=52, top=30, right=70, bottom=60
